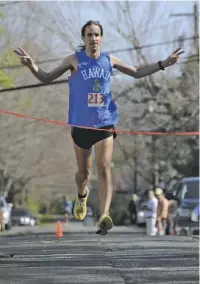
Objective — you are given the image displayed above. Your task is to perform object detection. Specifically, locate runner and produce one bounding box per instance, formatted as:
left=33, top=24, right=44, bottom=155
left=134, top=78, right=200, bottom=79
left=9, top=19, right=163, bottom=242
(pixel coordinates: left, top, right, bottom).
left=14, top=20, right=184, bottom=235
left=146, top=190, right=158, bottom=236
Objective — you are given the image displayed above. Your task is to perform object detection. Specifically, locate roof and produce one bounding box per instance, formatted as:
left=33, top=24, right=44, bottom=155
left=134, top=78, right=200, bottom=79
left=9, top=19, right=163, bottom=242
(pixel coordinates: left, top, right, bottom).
left=182, top=177, right=200, bottom=182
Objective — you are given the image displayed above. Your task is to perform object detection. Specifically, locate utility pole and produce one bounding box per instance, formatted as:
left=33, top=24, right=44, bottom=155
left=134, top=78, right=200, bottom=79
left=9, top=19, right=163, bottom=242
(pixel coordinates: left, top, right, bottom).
left=170, top=2, right=199, bottom=55
left=133, top=136, right=138, bottom=193
left=151, top=135, right=156, bottom=187
left=151, top=127, right=166, bottom=188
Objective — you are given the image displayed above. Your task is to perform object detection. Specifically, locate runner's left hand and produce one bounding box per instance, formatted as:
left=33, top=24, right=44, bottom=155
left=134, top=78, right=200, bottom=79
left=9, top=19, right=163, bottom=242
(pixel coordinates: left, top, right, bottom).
left=162, top=47, right=185, bottom=68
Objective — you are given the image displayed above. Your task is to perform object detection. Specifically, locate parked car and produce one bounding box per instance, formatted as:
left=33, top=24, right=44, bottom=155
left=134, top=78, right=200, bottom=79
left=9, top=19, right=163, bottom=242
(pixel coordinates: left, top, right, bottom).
left=136, top=201, right=148, bottom=226
left=0, top=196, right=13, bottom=230
left=173, top=177, right=199, bottom=235
left=11, top=208, right=37, bottom=227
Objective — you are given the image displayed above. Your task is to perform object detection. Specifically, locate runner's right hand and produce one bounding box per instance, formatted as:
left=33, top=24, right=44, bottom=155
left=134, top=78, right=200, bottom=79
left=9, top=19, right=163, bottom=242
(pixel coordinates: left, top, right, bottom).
left=13, top=47, right=35, bottom=68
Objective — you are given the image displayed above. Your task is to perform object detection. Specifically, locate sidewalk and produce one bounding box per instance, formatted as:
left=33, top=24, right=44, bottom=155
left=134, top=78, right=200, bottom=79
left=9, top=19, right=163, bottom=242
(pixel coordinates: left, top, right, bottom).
left=0, top=222, right=145, bottom=237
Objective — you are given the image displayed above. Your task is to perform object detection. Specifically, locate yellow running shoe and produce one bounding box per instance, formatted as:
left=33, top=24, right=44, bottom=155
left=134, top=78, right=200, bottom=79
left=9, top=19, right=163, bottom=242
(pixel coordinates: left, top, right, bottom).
left=96, top=214, right=113, bottom=235
left=73, top=188, right=89, bottom=221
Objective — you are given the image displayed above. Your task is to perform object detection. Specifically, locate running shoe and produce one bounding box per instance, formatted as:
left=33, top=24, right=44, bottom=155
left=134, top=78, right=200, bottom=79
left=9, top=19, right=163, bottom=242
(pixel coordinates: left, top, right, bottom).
left=73, top=188, right=89, bottom=220
left=96, top=213, right=113, bottom=235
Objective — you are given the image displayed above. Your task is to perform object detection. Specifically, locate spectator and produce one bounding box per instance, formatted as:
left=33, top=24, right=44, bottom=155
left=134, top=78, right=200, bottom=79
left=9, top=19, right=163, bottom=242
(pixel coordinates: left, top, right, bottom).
left=63, top=196, right=73, bottom=223
left=167, top=199, right=178, bottom=235
left=145, top=190, right=158, bottom=236
left=128, top=194, right=138, bottom=225
left=155, top=188, right=169, bottom=235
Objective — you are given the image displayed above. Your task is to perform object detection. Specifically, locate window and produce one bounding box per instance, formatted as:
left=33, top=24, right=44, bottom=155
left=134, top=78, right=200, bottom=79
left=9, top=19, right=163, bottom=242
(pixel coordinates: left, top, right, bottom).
left=180, top=180, right=199, bottom=199
left=11, top=209, right=26, bottom=216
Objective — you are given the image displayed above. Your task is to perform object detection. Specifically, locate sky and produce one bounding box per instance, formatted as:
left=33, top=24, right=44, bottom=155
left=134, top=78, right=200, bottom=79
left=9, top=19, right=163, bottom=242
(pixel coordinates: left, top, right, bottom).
left=52, top=1, right=196, bottom=62
left=72, top=0, right=196, bottom=79
left=1, top=0, right=197, bottom=76
left=2, top=1, right=196, bottom=55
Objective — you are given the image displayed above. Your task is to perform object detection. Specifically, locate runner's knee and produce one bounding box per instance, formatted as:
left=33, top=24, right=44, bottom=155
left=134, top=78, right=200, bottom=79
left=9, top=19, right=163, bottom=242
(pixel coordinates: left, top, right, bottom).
left=96, top=162, right=111, bottom=176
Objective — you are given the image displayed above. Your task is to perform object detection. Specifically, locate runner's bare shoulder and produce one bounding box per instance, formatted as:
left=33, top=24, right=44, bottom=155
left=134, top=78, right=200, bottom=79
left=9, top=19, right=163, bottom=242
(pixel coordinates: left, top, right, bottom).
left=66, top=54, right=78, bottom=73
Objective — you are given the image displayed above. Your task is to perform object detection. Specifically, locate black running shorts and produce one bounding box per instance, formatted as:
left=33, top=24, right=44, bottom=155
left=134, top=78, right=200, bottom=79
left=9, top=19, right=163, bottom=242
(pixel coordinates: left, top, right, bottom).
left=71, top=125, right=117, bottom=149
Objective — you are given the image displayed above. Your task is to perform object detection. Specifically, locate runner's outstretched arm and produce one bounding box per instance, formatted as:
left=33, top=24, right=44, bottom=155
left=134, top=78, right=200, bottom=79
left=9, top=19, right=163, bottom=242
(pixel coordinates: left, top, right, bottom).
left=14, top=47, right=75, bottom=83
left=110, top=47, right=185, bottom=79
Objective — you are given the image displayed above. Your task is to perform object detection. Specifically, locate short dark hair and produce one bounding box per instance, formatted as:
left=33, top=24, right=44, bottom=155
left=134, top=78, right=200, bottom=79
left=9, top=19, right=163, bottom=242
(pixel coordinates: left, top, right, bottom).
left=76, top=20, right=103, bottom=51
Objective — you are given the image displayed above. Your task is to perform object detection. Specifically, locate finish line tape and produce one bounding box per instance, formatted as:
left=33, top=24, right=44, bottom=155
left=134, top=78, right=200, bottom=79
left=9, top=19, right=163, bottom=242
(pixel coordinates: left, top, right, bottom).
left=0, top=109, right=199, bottom=136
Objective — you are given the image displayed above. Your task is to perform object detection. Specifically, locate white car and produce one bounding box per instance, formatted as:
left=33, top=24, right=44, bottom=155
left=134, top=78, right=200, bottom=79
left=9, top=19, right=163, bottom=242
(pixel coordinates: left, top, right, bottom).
left=0, top=196, right=13, bottom=230
left=136, top=202, right=149, bottom=226
left=11, top=208, right=36, bottom=227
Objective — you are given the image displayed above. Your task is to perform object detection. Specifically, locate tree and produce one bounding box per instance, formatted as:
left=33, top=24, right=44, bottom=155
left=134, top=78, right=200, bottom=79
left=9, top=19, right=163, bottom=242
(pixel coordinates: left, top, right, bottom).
left=0, top=12, right=14, bottom=88
left=100, top=1, right=199, bottom=189
left=0, top=3, right=82, bottom=208
left=0, top=1, right=198, bottom=211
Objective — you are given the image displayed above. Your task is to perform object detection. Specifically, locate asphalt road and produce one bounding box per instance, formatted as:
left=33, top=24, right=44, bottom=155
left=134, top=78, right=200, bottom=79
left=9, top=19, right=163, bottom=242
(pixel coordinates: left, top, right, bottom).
left=0, top=223, right=199, bottom=284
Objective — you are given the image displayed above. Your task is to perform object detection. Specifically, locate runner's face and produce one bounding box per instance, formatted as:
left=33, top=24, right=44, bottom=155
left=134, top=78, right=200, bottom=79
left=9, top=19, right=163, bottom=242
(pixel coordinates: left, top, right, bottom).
left=83, top=24, right=102, bottom=53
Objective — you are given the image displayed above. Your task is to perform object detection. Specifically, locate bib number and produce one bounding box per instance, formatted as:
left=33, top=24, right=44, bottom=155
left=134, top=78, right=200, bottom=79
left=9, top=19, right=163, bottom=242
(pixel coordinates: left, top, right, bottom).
left=88, top=93, right=104, bottom=107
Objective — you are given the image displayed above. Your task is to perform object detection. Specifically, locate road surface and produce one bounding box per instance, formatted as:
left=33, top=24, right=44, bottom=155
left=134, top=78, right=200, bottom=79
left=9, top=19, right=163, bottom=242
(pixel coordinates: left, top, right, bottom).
left=0, top=223, right=199, bottom=284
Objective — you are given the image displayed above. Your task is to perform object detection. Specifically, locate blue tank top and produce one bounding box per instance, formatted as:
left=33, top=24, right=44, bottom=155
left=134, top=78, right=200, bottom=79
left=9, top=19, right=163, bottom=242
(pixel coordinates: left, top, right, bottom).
left=68, top=50, right=119, bottom=128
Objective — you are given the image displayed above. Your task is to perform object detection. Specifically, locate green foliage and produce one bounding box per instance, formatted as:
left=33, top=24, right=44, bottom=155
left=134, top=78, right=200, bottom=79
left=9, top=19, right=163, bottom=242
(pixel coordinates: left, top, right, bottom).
left=1, top=50, right=19, bottom=66
left=49, top=199, right=64, bottom=215
left=24, top=199, right=40, bottom=214
left=37, top=214, right=60, bottom=225
left=0, top=25, right=4, bottom=34
left=0, top=13, right=15, bottom=88
left=0, top=70, right=14, bottom=88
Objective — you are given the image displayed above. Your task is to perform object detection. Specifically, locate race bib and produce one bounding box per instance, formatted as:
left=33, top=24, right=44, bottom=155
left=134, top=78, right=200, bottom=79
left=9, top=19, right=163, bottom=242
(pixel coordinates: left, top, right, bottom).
left=88, top=93, right=104, bottom=107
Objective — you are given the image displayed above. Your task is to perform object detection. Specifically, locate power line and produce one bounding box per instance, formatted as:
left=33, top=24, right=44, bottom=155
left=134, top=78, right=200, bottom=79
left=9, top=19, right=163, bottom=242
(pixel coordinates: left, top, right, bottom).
left=0, top=36, right=198, bottom=70
left=0, top=58, right=198, bottom=93
left=0, top=79, right=67, bottom=92
left=170, top=3, right=199, bottom=55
